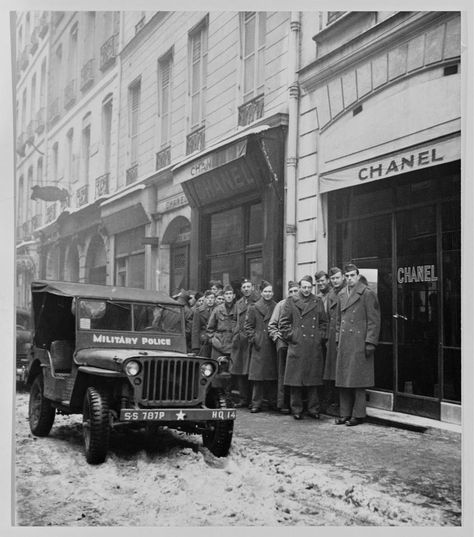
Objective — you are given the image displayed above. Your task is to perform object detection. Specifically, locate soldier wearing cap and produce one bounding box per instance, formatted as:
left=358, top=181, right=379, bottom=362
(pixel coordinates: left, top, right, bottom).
left=206, top=284, right=237, bottom=360
left=244, top=280, right=277, bottom=413
left=279, top=275, right=328, bottom=420
left=335, top=263, right=381, bottom=426
left=322, top=267, right=347, bottom=414
left=191, top=290, right=216, bottom=357
left=230, top=278, right=260, bottom=407
left=268, top=280, right=299, bottom=414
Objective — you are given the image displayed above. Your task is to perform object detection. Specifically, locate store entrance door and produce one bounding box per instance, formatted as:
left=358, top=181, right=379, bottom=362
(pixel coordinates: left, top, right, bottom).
left=394, top=205, right=440, bottom=418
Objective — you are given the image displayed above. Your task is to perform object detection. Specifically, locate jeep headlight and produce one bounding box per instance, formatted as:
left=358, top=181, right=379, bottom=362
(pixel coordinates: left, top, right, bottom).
left=125, top=360, right=141, bottom=376
left=200, top=362, right=215, bottom=378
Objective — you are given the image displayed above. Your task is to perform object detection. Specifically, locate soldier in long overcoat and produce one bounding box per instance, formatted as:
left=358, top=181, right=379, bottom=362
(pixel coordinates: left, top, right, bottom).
left=322, top=267, right=347, bottom=412
left=206, top=285, right=237, bottom=360
left=230, top=278, right=259, bottom=407
left=191, top=290, right=215, bottom=357
left=244, top=281, right=277, bottom=412
left=335, top=263, right=381, bottom=426
left=279, top=275, right=328, bottom=420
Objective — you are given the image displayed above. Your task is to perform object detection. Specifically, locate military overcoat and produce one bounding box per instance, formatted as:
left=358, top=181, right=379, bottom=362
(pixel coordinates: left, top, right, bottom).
left=244, top=298, right=277, bottom=381
left=191, top=304, right=213, bottom=356
left=206, top=303, right=237, bottom=359
left=323, top=284, right=345, bottom=381
left=230, top=292, right=258, bottom=375
left=279, top=293, right=328, bottom=386
left=335, top=281, right=381, bottom=388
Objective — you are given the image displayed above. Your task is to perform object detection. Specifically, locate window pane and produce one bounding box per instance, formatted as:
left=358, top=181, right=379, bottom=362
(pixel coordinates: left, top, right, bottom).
left=244, top=56, right=255, bottom=98
left=134, top=304, right=182, bottom=333
left=191, top=93, right=200, bottom=126
left=258, top=13, right=266, bottom=47
left=192, top=61, right=200, bottom=93
left=128, top=253, right=145, bottom=288
left=210, top=208, right=243, bottom=254
left=209, top=253, right=242, bottom=289
left=244, top=16, right=255, bottom=57
left=256, top=50, right=265, bottom=92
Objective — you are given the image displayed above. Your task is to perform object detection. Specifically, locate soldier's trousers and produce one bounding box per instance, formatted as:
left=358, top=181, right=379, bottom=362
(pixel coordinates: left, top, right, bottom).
left=277, top=346, right=290, bottom=410
left=339, top=387, right=367, bottom=418
left=290, top=385, right=320, bottom=415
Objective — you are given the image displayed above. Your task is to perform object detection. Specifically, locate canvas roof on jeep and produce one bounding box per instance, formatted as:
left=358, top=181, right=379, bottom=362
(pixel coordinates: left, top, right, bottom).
left=31, top=280, right=179, bottom=305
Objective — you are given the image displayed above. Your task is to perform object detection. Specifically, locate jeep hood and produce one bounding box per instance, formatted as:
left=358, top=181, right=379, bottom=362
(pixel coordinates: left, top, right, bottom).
left=74, top=348, right=191, bottom=371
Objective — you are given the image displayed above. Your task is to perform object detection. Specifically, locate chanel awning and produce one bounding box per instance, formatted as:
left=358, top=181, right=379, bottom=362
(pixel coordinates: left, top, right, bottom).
left=173, top=122, right=286, bottom=208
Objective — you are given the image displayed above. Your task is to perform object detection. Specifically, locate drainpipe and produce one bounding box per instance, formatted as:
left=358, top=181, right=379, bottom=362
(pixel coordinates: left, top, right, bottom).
left=284, top=12, right=300, bottom=286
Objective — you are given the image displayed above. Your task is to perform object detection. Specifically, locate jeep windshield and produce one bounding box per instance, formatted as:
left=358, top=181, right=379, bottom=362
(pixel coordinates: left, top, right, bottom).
left=78, top=299, right=183, bottom=334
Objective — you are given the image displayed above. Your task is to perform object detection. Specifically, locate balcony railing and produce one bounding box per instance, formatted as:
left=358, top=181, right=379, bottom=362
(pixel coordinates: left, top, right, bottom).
left=32, top=214, right=42, bottom=230
left=155, top=146, right=171, bottom=171
left=76, top=185, right=89, bottom=207
left=39, top=12, right=49, bottom=38
left=126, top=164, right=139, bottom=185
left=52, top=11, right=65, bottom=28
left=95, top=173, right=110, bottom=197
left=16, top=132, right=27, bottom=157
left=80, top=59, right=95, bottom=91
left=100, top=33, right=118, bottom=71
left=20, top=45, right=30, bottom=70
left=135, top=16, right=145, bottom=34
left=30, top=27, right=39, bottom=54
left=48, top=97, right=61, bottom=126
left=186, top=127, right=205, bottom=155
left=64, top=79, right=77, bottom=110
left=238, top=94, right=264, bottom=127
left=46, top=203, right=57, bottom=223
left=35, top=108, right=45, bottom=134
left=26, top=120, right=36, bottom=144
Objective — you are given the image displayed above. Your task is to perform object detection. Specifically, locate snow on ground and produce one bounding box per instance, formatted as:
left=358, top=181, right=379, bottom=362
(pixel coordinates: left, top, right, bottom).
left=14, top=392, right=455, bottom=526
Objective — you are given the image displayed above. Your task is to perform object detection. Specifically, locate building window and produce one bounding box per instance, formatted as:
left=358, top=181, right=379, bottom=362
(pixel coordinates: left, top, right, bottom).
left=158, top=53, right=172, bottom=148
left=114, top=226, right=146, bottom=288
left=102, top=96, right=113, bottom=174
left=241, top=12, right=265, bottom=103
left=128, top=79, right=141, bottom=166
left=189, top=20, right=208, bottom=131
left=67, top=24, right=78, bottom=97
left=40, top=59, right=46, bottom=108
left=30, top=74, right=36, bottom=121
left=82, top=123, right=91, bottom=185
left=66, top=128, right=74, bottom=184
left=21, top=88, right=27, bottom=132
left=52, top=142, right=59, bottom=181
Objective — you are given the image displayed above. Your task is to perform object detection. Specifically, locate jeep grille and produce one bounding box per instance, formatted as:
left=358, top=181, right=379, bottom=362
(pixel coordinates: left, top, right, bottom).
left=141, top=358, right=201, bottom=405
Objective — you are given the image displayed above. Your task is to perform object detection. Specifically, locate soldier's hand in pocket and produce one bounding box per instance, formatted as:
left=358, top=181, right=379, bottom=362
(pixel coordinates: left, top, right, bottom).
left=365, top=343, right=376, bottom=357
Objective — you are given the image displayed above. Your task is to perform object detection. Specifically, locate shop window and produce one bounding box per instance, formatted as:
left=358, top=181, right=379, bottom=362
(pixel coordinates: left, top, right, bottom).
left=210, top=207, right=243, bottom=255
left=115, top=226, right=145, bottom=288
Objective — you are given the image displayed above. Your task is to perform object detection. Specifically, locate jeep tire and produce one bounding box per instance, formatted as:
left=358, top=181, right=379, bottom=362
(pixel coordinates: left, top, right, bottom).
left=202, top=389, right=234, bottom=457
left=29, top=374, right=55, bottom=437
left=82, top=386, right=111, bottom=465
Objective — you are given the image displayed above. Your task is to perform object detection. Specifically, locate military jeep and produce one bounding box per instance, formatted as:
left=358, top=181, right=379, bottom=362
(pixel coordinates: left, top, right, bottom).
left=27, top=280, right=235, bottom=464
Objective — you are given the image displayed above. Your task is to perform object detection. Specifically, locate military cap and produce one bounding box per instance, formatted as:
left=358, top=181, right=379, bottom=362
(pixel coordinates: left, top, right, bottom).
left=329, top=267, right=342, bottom=276
left=204, top=289, right=215, bottom=297
left=240, top=277, right=252, bottom=286
left=344, top=263, right=359, bottom=274
left=287, top=280, right=298, bottom=290
left=259, top=279, right=272, bottom=291
left=315, top=270, right=329, bottom=280
left=299, top=275, right=314, bottom=286
left=223, top=284, right=234, bottom=293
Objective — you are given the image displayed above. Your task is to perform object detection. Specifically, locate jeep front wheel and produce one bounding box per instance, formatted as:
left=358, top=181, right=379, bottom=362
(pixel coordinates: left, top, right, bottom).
left=82, top=387, right=111, bottom=465
left=202, top=389, right=234, bottom=457
left=29, top=374, right=55, bottom=436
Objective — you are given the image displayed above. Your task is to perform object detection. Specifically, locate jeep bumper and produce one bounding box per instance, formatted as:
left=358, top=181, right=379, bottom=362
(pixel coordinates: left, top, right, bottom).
left=120, top=408, right=236, bottom=422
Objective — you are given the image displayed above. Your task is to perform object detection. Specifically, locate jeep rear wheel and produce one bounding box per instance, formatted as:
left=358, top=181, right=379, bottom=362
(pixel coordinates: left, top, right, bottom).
left=202, top=389, right=234, bottom=457
left=82, top=387, right=111, bottom=465
left=28, top=374, right=55, bottom=436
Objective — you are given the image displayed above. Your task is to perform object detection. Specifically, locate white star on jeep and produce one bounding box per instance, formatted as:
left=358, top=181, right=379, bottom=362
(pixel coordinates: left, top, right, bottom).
left=176, top=410, right=185, bottom=420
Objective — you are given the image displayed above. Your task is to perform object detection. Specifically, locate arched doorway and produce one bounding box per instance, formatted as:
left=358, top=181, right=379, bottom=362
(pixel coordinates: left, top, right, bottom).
left=85, top=234, right=106, bottom=285
left=63, top=243, right=80, bottom=282
left=162, top=216, right=191, bottom=294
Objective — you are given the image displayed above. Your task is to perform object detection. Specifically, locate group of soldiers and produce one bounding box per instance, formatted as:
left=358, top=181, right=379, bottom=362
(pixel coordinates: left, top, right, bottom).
left=175, top=263, right=381, bottom=426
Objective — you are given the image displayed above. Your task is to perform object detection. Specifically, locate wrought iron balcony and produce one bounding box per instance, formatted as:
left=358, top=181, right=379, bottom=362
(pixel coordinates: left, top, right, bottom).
left=32, top=214, right=42, bottom=230
left=238, top=94, right=264, bottom=127
left=155, top=146, right=171, bottom=171
left=48, top=97, right=61, bottom=126
left=46, top=203, right=57, bottom=223
left=30, top=27, right=39, bottom=54
left=20, top=45, right=30, bottom=70
left=126, top=164, right=138, bottom=185
left=16, top=132, right=27, bottom=157
left=39, top=12, right=49, bottom=38
left=80, top=59, right=95, bottom=91
left=64, top=79, right=77, bottom=110
left=26, top=120, right=36, bottom=144
left=95, top=173, right=110, bottom=198
left=52, top=11, right=64, bottom=28
left=186, top=126, right=205, bottom=155
left=135, top=16, right=145, bottom=34
left=35, top=108, right=45, bottom=134
left=100, top=33, right=118, bottom=71
left=76, top=185, right=89, bottom=207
